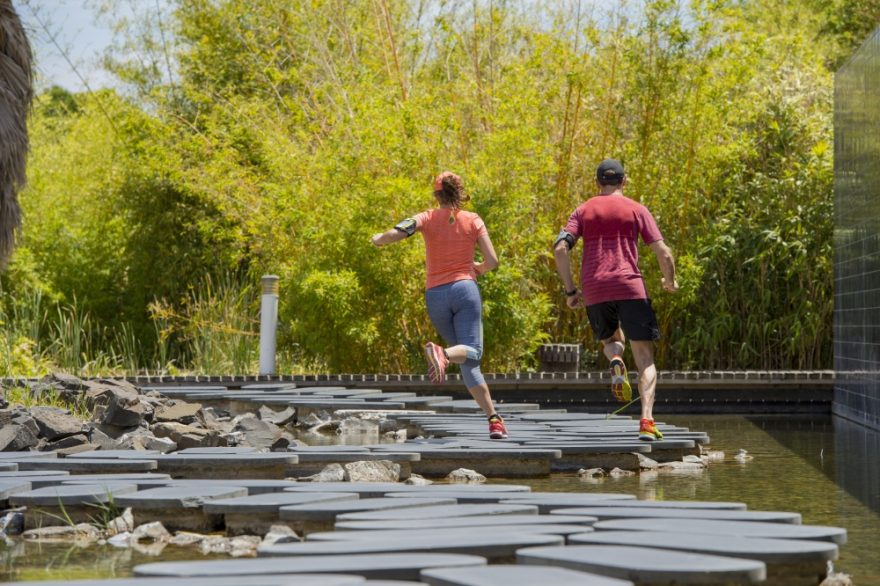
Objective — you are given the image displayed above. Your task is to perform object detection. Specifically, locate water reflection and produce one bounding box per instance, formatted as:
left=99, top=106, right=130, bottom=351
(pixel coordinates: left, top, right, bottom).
left=513, top=414, right=880, bottom=586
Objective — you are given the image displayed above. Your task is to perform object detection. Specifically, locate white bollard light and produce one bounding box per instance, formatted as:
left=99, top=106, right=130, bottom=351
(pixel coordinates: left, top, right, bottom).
left=259, top=275, right=280, bottom=376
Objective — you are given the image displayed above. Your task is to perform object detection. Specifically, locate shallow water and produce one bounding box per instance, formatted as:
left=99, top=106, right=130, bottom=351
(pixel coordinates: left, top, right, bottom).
left=512, top=414, right=880, bottom=586
left=2, top=414, right=878, bottom=584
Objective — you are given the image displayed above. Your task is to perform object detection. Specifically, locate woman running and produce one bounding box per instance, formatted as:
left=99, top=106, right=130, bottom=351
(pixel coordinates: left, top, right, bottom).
left=371, top=171, right=508, bottom=440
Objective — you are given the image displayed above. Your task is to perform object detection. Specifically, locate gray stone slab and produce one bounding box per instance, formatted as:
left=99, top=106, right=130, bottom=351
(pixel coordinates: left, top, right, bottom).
left=429, top=400, right=540, bottom=413
left=19, top=476, right=124, bottom=490
left=115, top=485, right=248, bottom=508
left=361, top=582, right=427, bottom=586
left=383, top=484, right=532, bottom=493
left=204, top=491, right=360, bottom=513
left=488, top=494, right=632, bottom=514
left=9, top=458, right=157, bottom=472
left=63, top=477, right=174, bottom=490
left=337, top=503, right=539, bottom=522
left=177, top=447, right=261, bottom=454
left=0, top=462, right=17, bottom=471
left=280, top=386, right=348, bottom=392
left=420, top=565, right=633, bottom=586
left=517, top=413, right=629, bottom=421
left=240, top=383, right=301, bottom=390
left=506, top=497, right=742, bottom=512
left=384, top=396, right=453, bottom=406
left=569, top=531, right=838, bottom=565
left=0, top=451, right=57, bottom=459
left=521, top=444, right=654, bottom=454
left=0, top=480, right=31, bottom=499
left=67, top=450, right=162, bottom=459
left=0, top=575, right=365, bottom=586
left=151, top=453, right=300, bottom=464
left=307, top=525, right=593, bottom=542
left=517, top=545, right=766, bottom=584
left=144, top=453, right=299, bottom=479
left=353, top=392, right=418, bottom=401
left=280, top=498, right=457, bottom=522
left=134, top=553, right=488, bottom=580
left=284, top=483, right=412, bottom=498
left=384, top=492, right=538, bottom=504
left=43, top=473, right=172, bottom=490
left=555, top=507, right=801, bottom=523
left=407, top=448, right=561, bottom=478
left=289, top=452, right=419, bottom=463
left=312, top=389, right=389, bottom=397
left=289, top=446, right=371, bottom=453
left=9, top=483, right=138, bottom=506
left=160, top=478, right=299, bottom=495
left=594, top=518, right=848, bottom=544
left=259, top=532, right=563, bottom=560
left=0, top=469, right=68, bottom=477
left=335, top=514, right=597, bottom=531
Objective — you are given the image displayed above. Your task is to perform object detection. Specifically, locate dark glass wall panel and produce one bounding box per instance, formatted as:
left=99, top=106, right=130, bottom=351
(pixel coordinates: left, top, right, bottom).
left=834, top=28, right=880, bottom=431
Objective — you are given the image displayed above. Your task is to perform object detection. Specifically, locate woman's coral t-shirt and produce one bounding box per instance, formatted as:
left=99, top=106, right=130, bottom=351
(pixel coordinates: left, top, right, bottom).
left=413, top=208, right=487, bottom=290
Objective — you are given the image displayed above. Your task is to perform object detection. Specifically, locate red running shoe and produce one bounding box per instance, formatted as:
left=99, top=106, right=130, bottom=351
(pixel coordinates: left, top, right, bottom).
left=424, top=342, right=448, bottom=384
left=639, top=418, right=664, bottom=441
left=488, top=415, right=508, bottom=440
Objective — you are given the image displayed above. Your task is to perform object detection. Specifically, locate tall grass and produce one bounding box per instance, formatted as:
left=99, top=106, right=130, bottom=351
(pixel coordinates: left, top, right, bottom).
left=0, top=274, right=290, bottom=378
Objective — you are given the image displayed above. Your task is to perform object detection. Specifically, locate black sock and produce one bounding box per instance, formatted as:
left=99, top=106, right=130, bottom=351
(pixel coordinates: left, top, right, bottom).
left=488, top=413, right=501, bottom=422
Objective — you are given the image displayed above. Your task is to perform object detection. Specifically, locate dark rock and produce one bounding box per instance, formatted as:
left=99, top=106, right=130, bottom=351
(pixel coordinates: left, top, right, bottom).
left=258, top=406, right=296, bottom=427
left=152, top=422, right=224, bottom=449
left=30, top=406, right=84, bottom=441
left=270, top=434, right=293, bottom=452
left=200, top=408, right=234, bottom=433
left=100, top=385, right=152, bottom=428
left=87, top=424, right=122, bottom=450
left=11, top=412, right=40, bottom=437
left=0, top=389, right=7, bottom=410
left=94, top=422, right=142, bottom=440
left=0, top=510, right=25, bottom=535
left=0, top=423, right=39, bottom=451
left=44, top=372, right=88, bottom=391
left=234, top=415, right=283, bottom=449
left=44, top=433, right=93, bottom=453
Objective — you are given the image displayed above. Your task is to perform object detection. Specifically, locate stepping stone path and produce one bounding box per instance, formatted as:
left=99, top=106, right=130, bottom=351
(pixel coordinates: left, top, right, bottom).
left=594, top=518, right=848, bottom=544
left=134, top=553, right=488, bottom=581
left=0, top=382, right=851, bottom=586
left=518, top=545, right=768, bottom=583
left=259, top=531, right=565, bottom=562
left=568, top=531, right=837, bottom=580
left=420, top=564, right=633, bottom=586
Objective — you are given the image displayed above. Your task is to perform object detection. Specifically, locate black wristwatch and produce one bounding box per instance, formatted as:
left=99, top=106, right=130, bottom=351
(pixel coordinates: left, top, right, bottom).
left=565, top=288, right=578, bottom=297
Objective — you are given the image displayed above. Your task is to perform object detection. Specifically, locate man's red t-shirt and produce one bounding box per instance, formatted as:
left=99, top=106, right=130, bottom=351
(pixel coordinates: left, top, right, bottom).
left=564, top=194, right=663, bottom=305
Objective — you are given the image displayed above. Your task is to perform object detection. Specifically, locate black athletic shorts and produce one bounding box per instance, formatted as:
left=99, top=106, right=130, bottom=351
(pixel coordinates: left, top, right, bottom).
left=586, top=298, right=661, bottom=342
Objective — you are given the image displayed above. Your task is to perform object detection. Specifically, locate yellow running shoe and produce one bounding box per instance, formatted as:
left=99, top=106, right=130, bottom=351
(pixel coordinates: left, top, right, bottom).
left=610, top=356, right=632, bottom=403
left=639, top=418, right=664, bottom=441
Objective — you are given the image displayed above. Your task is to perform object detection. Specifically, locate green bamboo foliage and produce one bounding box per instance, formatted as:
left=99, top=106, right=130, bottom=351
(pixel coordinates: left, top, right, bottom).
left=0, top=0, right=844, bottom=375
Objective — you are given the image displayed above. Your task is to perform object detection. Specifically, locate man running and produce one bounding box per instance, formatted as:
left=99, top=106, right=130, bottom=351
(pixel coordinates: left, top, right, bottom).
left=553, top=159, right=678, bottom=441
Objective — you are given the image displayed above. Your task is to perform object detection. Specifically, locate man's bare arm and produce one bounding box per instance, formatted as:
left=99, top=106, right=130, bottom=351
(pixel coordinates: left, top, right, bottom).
left=649, top=240, right=678, bottom=292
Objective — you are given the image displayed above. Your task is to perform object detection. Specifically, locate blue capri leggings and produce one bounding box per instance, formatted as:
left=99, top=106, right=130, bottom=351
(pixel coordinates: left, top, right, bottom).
left=425, top=279, right=486, bottom=389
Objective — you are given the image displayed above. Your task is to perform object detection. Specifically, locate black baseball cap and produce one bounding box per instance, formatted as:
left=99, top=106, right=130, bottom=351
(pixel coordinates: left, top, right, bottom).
left=597, top=159, right=625, bottom=185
